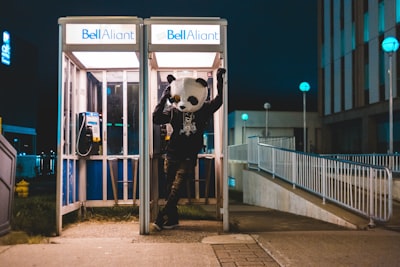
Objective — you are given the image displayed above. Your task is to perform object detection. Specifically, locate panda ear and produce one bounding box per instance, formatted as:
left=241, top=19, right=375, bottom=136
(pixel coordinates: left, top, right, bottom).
left=195, top=78, right=208, bottom=87
left=167, top=75, right=176, bottom=84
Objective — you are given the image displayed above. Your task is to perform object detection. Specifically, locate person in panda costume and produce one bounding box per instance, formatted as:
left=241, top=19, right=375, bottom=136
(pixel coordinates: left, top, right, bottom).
left=152, top=68, right=226, bottom=230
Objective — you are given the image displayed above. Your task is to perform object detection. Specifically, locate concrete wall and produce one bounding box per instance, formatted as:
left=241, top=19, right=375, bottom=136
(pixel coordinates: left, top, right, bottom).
left=228, top=162, right=246, bottom=191
left=241, top=169, right=364, bottom=229
left=393, top=179, right=400, bottom=202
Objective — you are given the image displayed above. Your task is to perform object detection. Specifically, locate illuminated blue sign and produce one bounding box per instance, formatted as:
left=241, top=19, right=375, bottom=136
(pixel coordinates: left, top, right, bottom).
left=1, top=31, right=11, bottom=66
left=228, top=176, right=236, bottom=187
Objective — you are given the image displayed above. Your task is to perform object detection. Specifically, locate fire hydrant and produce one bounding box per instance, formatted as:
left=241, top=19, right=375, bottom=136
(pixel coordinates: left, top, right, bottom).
left=15, top=179, right=29, bottom=198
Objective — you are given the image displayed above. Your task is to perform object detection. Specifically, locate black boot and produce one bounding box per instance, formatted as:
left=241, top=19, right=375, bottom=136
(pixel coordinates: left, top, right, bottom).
left=163, top=206, right=179, bottom=229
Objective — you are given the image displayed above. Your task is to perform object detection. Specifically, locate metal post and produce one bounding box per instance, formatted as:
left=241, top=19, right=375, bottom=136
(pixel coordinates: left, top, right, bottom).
left=389, top=53, right=393, bottom=154
left=264, top=102, right=270, bottom=137
left=299, top=82, right=310, bottom=153
left=382, top=36, right=399, bottom=154
left=243, top=121, right=246, bottom=144
left=303, top=91, right=307, bottom=153
left=241, top=113, right=248, bottom=144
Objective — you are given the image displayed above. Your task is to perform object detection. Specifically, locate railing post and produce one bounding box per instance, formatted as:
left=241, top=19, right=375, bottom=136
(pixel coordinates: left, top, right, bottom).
left=368, top=167, right=375, bottom=227
left=257, top=137, right=261, bottom=171
left=321, top=157, right=326, bottom=204
left=272, top=147, right=275, bottom=178
left=292, top=152, right=297, bottom=189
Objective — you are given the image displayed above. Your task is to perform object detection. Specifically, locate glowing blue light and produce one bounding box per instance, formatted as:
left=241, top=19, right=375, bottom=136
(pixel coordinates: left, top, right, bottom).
left=299, top=82, right=310, bottom=92
left=228, top=177, right=236, bottom=187
left=1, top=31, right=11, bottom=66
left=241, top=113, right=249, bottom=121
left=382, top=36, right=399, bottom=53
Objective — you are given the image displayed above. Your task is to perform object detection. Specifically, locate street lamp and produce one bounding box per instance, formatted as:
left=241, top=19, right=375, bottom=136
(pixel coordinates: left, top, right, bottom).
left=382, top=36, right=399, bottom=154
left=241, top=113, right=249, bottom=144
left=299, top=82, right=310, bottom=152
left=264, top=102, right=271, bottom=137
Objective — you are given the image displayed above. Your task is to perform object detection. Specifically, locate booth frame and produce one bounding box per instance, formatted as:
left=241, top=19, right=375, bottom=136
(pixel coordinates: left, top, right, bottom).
left=56, top=16, right=228, bottom=235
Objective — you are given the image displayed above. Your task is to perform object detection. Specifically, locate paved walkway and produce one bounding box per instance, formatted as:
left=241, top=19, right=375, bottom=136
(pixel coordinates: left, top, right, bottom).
left=1, top=203, right=400, bottom=266
left=212, top=243, right=279, bottom=266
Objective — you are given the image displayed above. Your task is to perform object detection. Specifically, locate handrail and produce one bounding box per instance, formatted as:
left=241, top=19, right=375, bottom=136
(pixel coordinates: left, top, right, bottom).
left=228, top=138, right=393, bottom=224
left=323, top=153, right=400, bottom=173
left=258, top=144, right=392, bottom=223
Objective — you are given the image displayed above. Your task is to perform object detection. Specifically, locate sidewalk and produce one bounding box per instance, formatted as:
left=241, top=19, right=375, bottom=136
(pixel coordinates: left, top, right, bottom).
left=1, top=204, right=400, bottom=266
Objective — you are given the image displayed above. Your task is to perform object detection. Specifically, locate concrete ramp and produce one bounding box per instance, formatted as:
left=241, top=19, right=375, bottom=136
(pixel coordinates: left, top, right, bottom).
left=242, top=169, right=371, bottom=229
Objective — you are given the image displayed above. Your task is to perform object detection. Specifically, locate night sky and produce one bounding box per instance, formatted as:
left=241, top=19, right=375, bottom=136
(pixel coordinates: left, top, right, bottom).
left=0, top=0, right=317, bottom=152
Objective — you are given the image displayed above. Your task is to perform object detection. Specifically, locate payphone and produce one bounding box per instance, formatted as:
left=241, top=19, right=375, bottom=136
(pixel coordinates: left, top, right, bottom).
left=76, top=111, right=101, bottom=156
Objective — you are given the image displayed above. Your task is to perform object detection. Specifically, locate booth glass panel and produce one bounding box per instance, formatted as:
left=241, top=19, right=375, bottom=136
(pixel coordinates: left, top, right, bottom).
left=87, top=72, right=103, bottom=114
left=63, top=56, right=75, bottom=156
left=127, top=80, right=139, bottom=155
left=107, top=72, right=124, bottom=155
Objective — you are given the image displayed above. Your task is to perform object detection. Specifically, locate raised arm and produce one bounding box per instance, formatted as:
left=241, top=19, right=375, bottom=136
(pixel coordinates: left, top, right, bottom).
left=152, top=76, right=175, bottom=125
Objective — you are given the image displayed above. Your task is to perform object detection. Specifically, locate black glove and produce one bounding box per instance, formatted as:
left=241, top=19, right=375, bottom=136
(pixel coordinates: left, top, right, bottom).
left=161, top=86, right=171, bottom=102
left=217, top=68, right=226, bottom=94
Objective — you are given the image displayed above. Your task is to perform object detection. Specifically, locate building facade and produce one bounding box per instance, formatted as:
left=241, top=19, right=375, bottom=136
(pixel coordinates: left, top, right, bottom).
left=0, top=27, right=38, bottom=154
left=228, top=110, right=321, bottom=153
left=318, top=0, right=400, bottom=153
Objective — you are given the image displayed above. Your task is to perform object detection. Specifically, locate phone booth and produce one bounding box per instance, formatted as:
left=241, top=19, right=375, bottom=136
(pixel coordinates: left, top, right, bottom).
left=143, top=17, right=229, bottom=232
left=56, top=17, right=143, bottom=235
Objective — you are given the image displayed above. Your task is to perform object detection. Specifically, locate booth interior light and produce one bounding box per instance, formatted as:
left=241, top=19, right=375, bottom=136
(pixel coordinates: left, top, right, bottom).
left=155, top=52, right=217, bottom=68
left=72, top=51, right=139, bottom=68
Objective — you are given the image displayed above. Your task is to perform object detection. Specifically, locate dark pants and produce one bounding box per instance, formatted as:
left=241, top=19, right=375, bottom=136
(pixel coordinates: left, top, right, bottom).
left=156, top=157, right=195, bottom=225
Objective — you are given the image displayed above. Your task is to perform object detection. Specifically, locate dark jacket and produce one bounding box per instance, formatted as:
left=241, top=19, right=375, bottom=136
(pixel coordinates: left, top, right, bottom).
left=153, top=91, right=222, bottom=161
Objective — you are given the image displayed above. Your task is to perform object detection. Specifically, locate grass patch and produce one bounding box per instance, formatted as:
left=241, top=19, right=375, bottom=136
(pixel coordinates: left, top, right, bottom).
left=177, top=205, right=215, bottom=220
left=83, top=206, right=139, bottom=221
left=12, top=194, right=56, bottom=236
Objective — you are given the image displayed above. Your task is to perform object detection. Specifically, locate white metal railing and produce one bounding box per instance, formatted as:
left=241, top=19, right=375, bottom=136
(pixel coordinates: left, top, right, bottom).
left=258, top=136, right=296, bottom=150
left=228, top=139, right=393, bottom=223
left=246, top=136, right=295, bottom=167
left=228, top=143, right=247, bottom=163
left=228, top=136, right=295, bottom=164
left=323, top=153, right=400, bottom=173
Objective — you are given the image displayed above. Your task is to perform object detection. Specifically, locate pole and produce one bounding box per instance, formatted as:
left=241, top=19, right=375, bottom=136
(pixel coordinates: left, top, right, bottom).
left=264, top=102, right=270, bottom=137
left=389, top=53, right=393, bottom=154
left=266, top=108, right=269, bottom=137
left=303, top=92, right=306, bottom=152
left=243, top=121, right=246, bottom=144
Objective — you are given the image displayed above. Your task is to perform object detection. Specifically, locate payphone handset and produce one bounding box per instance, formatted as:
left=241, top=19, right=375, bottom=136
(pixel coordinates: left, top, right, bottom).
left=76, top=112, right=101, bottom=157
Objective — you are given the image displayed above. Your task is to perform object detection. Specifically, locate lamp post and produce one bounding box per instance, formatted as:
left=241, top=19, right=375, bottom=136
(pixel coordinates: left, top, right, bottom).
left=382, top=36, right=399, bottom=154
left=299, top=82, right=310, bottom=152
left=264, top=102, right=271, bottom=137
left=241, top=113, right=249, bottom=144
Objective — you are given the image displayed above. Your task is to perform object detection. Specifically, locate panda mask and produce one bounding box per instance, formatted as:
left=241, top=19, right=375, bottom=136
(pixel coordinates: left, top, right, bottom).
left=168, top=75, right=208, bottom=113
